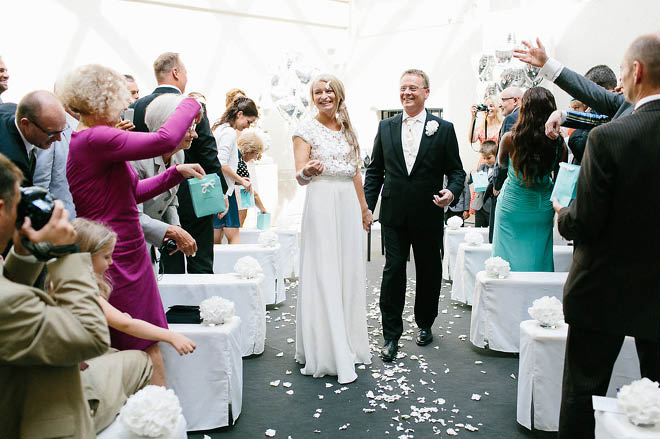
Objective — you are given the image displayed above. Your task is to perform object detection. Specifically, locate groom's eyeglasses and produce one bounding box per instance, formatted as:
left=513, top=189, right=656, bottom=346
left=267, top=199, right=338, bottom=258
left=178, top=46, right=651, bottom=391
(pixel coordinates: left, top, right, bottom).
left=400, top=86, right=427, bottom=93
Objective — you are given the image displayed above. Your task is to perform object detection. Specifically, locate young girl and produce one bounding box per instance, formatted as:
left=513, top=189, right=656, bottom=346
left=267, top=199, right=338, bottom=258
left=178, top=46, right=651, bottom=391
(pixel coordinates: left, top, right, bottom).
left=71, top=218, right=196, bottom=386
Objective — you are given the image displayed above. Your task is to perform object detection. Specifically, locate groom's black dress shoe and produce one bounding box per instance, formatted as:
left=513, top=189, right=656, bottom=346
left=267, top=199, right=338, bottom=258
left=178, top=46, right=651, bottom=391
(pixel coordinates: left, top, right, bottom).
left=416, top=328, right=433, bottom=346
left=380, top=340, right=398, bottom=362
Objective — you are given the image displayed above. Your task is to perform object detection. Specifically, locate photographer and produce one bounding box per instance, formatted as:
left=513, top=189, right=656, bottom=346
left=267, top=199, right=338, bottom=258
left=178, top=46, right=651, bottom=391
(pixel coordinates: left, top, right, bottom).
left=0, top=154, right=152, bottom=437
left=467, top=95, right=503, bottom=147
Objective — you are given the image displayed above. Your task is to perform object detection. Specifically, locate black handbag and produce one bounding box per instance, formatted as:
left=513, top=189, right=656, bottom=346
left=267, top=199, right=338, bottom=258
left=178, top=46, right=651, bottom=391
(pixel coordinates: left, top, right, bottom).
left=165, top=305, right=201, bottom=324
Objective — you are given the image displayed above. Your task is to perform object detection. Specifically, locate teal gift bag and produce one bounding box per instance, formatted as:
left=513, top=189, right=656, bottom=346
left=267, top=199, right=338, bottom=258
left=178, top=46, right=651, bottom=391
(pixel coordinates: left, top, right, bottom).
left=188, top=174, right=226, bottom=218
left=473, top=170, right=488, bottom=192
left=257, top=212, right=271, bottom=230
left=239, top=187, right=255, bottom=209
left=551, top=162, right=581, bottom=207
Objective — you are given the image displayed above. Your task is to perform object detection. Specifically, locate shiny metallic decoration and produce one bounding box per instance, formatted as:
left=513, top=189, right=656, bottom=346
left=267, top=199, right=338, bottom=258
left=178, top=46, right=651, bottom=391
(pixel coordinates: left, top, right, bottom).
left=477, top=54, right=494, bottom=82
left=267, top=53, right=319, bottom=126
left=524, top=64, right=543, bottom=87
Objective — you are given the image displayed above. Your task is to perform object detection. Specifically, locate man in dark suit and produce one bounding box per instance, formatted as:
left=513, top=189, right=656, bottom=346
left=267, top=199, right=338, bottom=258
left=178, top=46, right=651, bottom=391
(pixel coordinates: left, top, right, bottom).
left=0, top=91, right=66, bottom=186
left=364, top=69, right=465, bottom=362
left=552, top=32, right=660, bottom=439
left=130, top=52, right=228, bottom=274
left=485, top=86, right=521, bottom=242
left=514, top=38, right=633, bottom=121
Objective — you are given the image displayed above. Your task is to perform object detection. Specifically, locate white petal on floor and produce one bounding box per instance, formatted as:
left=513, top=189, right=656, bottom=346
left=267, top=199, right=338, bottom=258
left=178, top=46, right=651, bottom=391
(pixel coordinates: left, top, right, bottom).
left=265, top=429, right=276, bottom=437
left=269, top=380, right=280, bottom=387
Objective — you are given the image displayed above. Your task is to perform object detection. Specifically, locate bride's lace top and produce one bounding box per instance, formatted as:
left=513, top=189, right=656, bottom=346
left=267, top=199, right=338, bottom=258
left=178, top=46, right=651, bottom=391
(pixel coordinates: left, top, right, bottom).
left=293, top=118, right=358, bottom=178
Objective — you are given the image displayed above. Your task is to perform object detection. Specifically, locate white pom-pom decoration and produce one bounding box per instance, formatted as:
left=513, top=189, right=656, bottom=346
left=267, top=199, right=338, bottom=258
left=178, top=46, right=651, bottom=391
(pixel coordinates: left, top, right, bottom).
left=464, top=230, right=484, bottom=246
left=119, top=386, right=183, bottom=437
left=258, top=230, right=279, bottom=248
left=447, top=216, right=463, bottom=230
left=199, top=296, right=235, bottom=325
left=485, top=256, right=511, bottom=279
left=234, top=256, right=263, bottom=279
left=528, top=296, right=564, bottom=327
left=618, top=378, right=660, bottom=426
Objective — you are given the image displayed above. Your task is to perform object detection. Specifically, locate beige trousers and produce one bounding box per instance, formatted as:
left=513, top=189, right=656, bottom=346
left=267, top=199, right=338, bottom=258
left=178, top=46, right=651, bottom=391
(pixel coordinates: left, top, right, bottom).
left=80, top=349, right=153, bottom=433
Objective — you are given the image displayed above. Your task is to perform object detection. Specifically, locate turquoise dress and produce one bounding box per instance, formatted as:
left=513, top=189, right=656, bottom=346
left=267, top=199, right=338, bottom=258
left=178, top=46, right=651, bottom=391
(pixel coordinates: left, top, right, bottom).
left=492, top=158, right=556, bottom=272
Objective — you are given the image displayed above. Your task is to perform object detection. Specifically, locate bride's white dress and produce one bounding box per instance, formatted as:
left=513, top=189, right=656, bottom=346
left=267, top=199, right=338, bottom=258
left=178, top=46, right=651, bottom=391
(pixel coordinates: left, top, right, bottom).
left=293, top=118, right=372, bottom=384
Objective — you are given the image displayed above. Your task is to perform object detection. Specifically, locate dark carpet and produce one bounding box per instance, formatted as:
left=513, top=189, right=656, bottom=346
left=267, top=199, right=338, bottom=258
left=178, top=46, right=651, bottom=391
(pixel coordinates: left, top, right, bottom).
left=189, top=235, right=557, bottom=439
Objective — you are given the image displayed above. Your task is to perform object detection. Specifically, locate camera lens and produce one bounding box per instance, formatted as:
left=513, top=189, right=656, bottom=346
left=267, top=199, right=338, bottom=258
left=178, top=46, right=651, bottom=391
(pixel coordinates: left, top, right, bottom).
left=476, top=104, right=489, bottom=112
left=161, top=239, right=178, bottom=253
left=16, top=187, right=55, bottom=231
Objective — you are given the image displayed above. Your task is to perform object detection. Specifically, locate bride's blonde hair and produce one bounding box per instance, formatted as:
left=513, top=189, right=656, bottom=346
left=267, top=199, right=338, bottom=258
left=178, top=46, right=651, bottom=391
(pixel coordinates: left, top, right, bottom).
left=310, top=74, right=360, bottom=163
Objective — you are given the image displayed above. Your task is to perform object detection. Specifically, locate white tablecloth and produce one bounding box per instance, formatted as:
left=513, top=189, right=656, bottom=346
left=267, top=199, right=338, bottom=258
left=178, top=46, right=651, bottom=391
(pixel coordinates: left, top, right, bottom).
left=442, top=227, right=489, bottom=281
left=236, top=228, right=300, bottom=278
left=213, top=244, right=285, bottom=304
left=158, top=274, right=265, bottom=356
left=470, top=271, right=568, bottom=352
left=595, top=409, right=660, bottom=438
left=517, top=321, right=640, bottom=431
left=451, top=243, right=573, bottom=305
left=160, top=319, right=243, bottom=431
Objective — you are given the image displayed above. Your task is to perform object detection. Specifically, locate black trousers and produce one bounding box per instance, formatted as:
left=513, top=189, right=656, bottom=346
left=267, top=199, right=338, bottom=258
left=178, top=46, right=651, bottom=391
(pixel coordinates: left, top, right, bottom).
left=558, top=325, right=660, bottom=439
left=488, top=197, right=497, bottom=242
left=161, top=214, right=214, bottom=274
left=474, top=209, right=490, bottom=228
left=380, top=224, right=443, bottom=341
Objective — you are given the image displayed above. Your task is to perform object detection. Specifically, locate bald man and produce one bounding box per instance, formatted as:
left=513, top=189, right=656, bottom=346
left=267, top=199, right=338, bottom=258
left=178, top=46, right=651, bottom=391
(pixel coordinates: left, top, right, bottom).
left=0, top=56, right=8, bottom=104
left=0, top=91, right=66, bottom=186
left=553, top=32, right=660, bottom=439
left=485, top=86, right=522, bottom=242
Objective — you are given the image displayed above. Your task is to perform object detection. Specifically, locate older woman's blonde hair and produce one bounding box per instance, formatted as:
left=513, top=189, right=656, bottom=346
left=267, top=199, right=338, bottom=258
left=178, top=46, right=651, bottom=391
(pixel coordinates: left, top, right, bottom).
left=72, top=218, right=117, bottom=299
left=145, top=94, right=186, bottom=132
left=238, top=130, right=265, bottom=161
left=225, top=88, right=246, bottom=108
left=57, top=64, right=131, bottom=123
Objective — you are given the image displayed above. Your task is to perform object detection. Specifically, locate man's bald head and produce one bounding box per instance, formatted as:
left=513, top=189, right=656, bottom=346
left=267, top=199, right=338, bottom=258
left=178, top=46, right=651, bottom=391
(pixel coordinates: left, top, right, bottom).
left=500, top=87, right=523, bottom=116
left=16, top=90, right=67, bottom=149
left=625, top=32, right=660, bottom=87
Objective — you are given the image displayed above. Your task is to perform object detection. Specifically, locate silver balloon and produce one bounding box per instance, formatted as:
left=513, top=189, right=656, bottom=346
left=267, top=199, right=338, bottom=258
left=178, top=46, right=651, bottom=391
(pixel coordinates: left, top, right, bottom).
left=271, top=75, right=280, bottom=87
left=295, top=69, right=311, bottom=84
left=495, top=49, right=512, bottom=63
left=477, top=55, right=494, bottom=82
left=482, top=83, right=499, bottom=100
left=524, top=64, right=543, bottom=87
left=499, top=67, right=526, bottom=89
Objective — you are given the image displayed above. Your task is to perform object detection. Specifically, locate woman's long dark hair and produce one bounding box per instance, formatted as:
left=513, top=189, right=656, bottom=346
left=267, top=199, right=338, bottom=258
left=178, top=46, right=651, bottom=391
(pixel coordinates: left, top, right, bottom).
left=212, top=96, right=258, bottom=131
left=510, top=87, right=561, bottom=186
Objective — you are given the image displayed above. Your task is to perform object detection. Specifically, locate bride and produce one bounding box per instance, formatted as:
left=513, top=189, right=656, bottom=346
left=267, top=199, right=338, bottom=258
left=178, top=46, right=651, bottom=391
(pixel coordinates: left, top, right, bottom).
left=292, top=74, right=372, bottom=384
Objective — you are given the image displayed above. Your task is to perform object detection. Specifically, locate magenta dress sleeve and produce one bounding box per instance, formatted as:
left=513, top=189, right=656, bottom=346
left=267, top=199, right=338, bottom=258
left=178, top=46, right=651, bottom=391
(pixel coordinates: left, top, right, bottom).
left=86, top=98, right=201, bottom=162
left=136, top=166, right=185, bottom=204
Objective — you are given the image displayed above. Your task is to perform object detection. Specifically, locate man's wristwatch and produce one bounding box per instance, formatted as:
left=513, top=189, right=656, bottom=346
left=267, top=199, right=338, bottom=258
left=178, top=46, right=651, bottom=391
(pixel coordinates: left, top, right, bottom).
left=21, top=238, right=80, bottom=261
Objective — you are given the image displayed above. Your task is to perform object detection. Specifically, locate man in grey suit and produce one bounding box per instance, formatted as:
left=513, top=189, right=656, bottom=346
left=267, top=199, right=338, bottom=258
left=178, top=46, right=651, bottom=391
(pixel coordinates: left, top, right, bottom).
left=131, top=94, right=198, bottom=264
left=552, top=33, right=660, bottom=439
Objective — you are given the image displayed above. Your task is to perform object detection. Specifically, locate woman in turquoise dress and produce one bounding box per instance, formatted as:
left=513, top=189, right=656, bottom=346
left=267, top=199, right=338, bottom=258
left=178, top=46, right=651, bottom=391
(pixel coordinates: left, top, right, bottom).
left=492, top=87, right=567, bottom=271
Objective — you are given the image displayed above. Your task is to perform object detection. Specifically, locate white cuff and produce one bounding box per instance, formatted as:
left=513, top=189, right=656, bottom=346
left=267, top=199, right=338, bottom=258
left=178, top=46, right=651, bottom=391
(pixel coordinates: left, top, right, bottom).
left=561, top=110, right=568, bottom=124
left=298, top=169, right=312, bottom=181
left=539, top=57, right=564, bottom=82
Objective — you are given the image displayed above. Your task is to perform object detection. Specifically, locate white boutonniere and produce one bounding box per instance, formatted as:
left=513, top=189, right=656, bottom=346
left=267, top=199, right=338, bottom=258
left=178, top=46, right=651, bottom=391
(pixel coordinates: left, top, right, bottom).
left=425, top=120, right=439, bottom=136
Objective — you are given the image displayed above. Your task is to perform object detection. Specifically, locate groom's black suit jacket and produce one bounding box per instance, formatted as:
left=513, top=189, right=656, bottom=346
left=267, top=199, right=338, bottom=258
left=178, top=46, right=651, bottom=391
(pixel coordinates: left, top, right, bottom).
left=364, top=111, right=465, bottom=230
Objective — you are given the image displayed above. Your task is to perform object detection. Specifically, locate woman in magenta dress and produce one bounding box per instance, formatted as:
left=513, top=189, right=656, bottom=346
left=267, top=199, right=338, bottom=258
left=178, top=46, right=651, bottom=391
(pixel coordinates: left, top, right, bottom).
left=60, top=64, right=203, bottom=386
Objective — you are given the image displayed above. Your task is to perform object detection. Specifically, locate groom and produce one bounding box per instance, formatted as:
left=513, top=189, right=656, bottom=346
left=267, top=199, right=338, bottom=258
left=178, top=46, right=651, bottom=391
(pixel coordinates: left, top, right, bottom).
left=364, top=69, right=465, bottom=362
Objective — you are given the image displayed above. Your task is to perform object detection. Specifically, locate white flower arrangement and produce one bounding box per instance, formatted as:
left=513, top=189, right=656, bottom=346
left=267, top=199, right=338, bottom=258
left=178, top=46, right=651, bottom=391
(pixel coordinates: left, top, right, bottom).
left=425, top=120, right=439, bottom=136
left=199, top=296, right=235, bottom=325
left=446, top=216, right=463, bottom=230
left=528, top=296, right=564, bottom=327
left=258, top=230, right=279, bottom=248
left=464, top=230, right=484, bottom=246
left=119, top=386, right=183, bottom=438
left=617, top=378, right=660, bottom=426
left=234, top=255, right=263, bottom=279
left=485, top=256, right=511, bottom=279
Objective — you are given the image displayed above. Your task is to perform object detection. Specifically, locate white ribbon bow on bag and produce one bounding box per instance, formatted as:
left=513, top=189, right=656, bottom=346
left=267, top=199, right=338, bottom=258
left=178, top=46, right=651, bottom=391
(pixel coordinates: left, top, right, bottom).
left=200, top=180, right=216, bottom=193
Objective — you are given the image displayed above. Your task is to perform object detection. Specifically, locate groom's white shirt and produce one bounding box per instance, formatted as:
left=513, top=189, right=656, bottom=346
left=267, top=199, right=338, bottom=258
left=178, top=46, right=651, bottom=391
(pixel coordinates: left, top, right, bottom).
left=400, top=109, right=426, bottom=174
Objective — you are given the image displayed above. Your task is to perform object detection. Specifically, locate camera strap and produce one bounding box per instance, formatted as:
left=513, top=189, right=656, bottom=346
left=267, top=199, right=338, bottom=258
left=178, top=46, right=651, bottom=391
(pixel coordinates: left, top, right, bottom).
left=21, top=238, right=80, bottom=261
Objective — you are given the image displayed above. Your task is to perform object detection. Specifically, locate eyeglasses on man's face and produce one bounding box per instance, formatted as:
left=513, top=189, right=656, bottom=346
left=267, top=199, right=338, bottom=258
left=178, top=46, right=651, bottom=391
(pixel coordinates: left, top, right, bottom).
left=28, top=118, right=64, bottom=139
left=400, top=86, right=427, bottom=93
left=501, top=97, right=516, bottom=102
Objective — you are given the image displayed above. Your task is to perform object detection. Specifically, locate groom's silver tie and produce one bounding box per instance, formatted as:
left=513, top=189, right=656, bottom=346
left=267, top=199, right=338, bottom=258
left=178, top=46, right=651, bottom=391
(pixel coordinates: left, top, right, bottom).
left=403, top=117, right=416, bottom=174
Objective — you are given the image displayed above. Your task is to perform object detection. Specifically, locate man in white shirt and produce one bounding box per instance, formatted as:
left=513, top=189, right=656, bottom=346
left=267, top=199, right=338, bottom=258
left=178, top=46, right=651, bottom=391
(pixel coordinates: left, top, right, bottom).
left=364, top=69, right=465, bottom=362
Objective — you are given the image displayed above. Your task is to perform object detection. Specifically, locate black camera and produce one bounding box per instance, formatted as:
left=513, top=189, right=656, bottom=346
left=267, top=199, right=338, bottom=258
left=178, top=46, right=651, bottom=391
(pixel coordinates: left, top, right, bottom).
left=16, top=186, right=55, bottom=231
left=161, top=238, right=178, bottom=254
left=476, top=104, right=489, bottom=112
